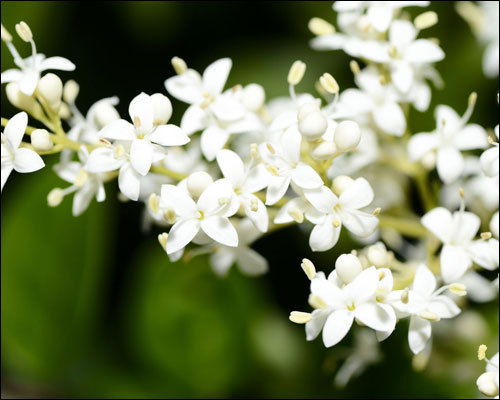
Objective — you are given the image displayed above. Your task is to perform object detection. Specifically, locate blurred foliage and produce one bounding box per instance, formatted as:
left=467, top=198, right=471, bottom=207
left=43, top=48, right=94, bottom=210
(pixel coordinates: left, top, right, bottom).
left=1, top=1, right=498, bottom=398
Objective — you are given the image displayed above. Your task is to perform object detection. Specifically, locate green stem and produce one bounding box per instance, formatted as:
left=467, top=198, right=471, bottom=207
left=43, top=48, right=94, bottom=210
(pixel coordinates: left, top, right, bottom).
left=150, top=165, right=188, bottom=181
left=378, top=214, right=427, bottom=238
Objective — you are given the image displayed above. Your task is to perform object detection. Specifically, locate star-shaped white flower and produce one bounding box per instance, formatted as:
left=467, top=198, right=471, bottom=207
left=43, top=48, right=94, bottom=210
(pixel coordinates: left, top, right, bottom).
left=216, top=149, right=270, bottom=232
left=1, top=111, right=44, bottom=191
left=422, top=207, right=481, bottom=283
left=408, top=101, right=488, bottom=184
left=98, top=92, right=190, bottom=176
left=160, top=179, right=240, bottom=254
left=303, top=178, right=378, bottom=252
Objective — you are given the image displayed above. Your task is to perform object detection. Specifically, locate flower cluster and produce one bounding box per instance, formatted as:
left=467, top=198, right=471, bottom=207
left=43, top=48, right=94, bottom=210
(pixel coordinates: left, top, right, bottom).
left=1, top=1, right=498, bottom=396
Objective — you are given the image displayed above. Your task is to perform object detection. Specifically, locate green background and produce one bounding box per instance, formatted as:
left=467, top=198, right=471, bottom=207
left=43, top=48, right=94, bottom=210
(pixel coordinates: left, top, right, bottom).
left=1, top=1, right=498, bottom=398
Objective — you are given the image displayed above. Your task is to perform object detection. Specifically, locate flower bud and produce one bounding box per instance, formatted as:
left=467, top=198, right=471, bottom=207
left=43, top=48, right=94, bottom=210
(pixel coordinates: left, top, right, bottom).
left=37, top=73, right=63, bottom=110
left=6, top=82, right=43, bottom=118
left=335, top=253, right=363, bottom=284
left=151, top=93, right=173, bottom=125
left=476, top=371, right=499, bottom=397
left=58, top=103, right=71, bottom=119
left=334, top=120, right=361, bottom=152
left=311, top=140, right=337, bottom=160
left=332, top=175, right=354, bottom=195
left=297, top=102, right=327, bottom=140
left=31, top=129, right=53, bottom=151
left=187, top=171, right=213, bottom=198
left=63, top=80, right=79, bottom=104
left=93, top=102, right=120, bottom=129
left=241, top=83, right=265, bottom=111
left=367, top=243, right=388, bottom=267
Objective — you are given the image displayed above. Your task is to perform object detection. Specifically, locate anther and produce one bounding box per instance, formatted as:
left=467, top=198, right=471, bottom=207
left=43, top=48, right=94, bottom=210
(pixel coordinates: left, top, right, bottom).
left=287, top=60, right=306, bottom=86
left=419, top=311, right=440, bottom=321
left=319, top=72, right=339, bottom=94
left=158, top=232, right=168, bottom=251
left=15, top=21, right=32, bottom=42
left=171, top=56, right=187, bottom=75
left=289, top=311, right=312, bottom=324
left=288, top=206, right=304, bottom=223
left=308, top=17, right=335, bottom=36
left=414, top=11, right=438, bottom=30
left=300, top=258, right=316, bottom=280
left=148, top=193, right=160, bottom=214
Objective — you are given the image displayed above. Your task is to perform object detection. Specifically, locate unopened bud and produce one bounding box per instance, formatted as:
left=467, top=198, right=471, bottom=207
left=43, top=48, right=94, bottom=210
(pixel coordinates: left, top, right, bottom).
left=241, top=83, right=265, bottom=111
left=319, top=72, right=339, bottom=94
left=335, top=253, right=362, bottom=284
left=151, top=93, right=173, bottom=125
left=308, top=17, right=335, bottom=36
left=311, top=140, right=337, bottom=160
left=289, top=311, right=312, bottom=324
left=367, top=243, right=388, bottom=267
left=31, top=129, right=53, bottom=151
left=1, top=24, right=12, bottom=42
left=58, top=103, right=71, bottom=119
left=47, top=188, right=64, bottom=207
left=37, top=73, right=63, bottom=109
left=414, top=11, right=438, bottom=30
left=171, top=56, right=187, bottom=75
left=300, top=258, right=316, bottom=280
left=332, top=175, right=354, bottom=195
left=298, top=106, right=328, bottom=140
left=94, top=101, right=120, bottom=128
left=158, top=232, right=168, bottom=251
left=476, top=371, right=499, bottom=397
left=15, top=21, right=32, bottom=42
left=6, top=82, right=43, bottom=117
left=288, top=60, right=306, bottom=86
left=187, top=171, right=213, bottom=198
left=334, top=120, right=361, bottom=152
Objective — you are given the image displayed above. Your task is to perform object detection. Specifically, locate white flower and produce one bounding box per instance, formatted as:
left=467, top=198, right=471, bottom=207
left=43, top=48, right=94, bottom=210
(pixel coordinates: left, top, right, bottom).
left=53, top=146, right=106, bottom=216
left=261, top=126, right=323, bottom=205
left=477, top=349, right=499, bottom=398
left=304, top=266, right=396, bottom=348
left=396, top=264, right=461, bottom=354
left=160, top=179, right=239, bottom=254
left=1, top=111, right=44, bottom=191
left=333, top=66, right=407, bottom=136
left=216, top=149, right=270, bottom=231
left=209, top=218, right=268, bottom=277
left=98, top=92, right=190, bottom=176
left=303, top=178, right=378, bottom=252
left=480, top=125, right=499, bottom=177
left=408, top=101, right=488, bottom=184
left=422, top=207, right=482, bottom=282
left=166, top=58, right=262, bottom=161
left=1, top=28, right=75, bottom=96
left=85, top=142, right=141, bottom=201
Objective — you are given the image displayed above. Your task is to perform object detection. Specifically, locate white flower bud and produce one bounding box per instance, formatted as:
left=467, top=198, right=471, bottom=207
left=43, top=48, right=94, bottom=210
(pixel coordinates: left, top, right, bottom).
left=187, top=171, right=213, bottom=198
left=37, top=73, right=63, bottom=109
left=421, top=151, right=436, bottom=170
left=1, top=24, right=12, bottom=42
left=93, top=102, right=120, bottom=129
left=241, top=83, right=265, bottom=111
left=367, top=243, right=388, bottom=267
left=334, top=120, right=361, bottom=152
left=335, top=253, right=363, bottom=284
left=287, top=60, right=306, bottom=86
left=311, top=140, right=337, bottom=160
left=476, top=371, right=499, bottom=397
left=332, top=175, right=354, bottom=195
left=6, top=82, right=43, bottom=118
left=31, top=129, right=53, bottom=151
left=15, top=21, right=32, bottom=42
left=59, top=103, right=71, bottom=119
left=297, top=102, right=327, bottom=140
left=47, top=188, right=64, bottom=207
left=63, top=80, right=79, bottom=104
left=151, top=93, right=173, bottom=125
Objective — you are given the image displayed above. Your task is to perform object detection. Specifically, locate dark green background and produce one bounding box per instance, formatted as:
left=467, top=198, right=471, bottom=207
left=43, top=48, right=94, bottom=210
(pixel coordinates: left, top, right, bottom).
left=1, top=1, right=498, bottom=398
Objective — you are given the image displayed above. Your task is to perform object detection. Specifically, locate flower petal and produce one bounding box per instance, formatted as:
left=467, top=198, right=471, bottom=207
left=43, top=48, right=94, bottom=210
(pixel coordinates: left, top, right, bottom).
left=452, top=210, right=480, bottom=243
left=128, top=92, right=154, bottom=132
left=1, top=68, right=23, bottom=84
left=305, top=309, right=330, bottom=341
left=130, top=139, right=153, bottom=176
left=407, top=132, right=439, bottom=161
left=149, top=124, right=190, bottom=146
left=440, top=244, right=471, bottom=283
left=99, top=119, right=136, bottom=141
left=13, top=148, right=44, bottom=173
left=243, top=195, right=268, bottom=232
left=235, top=247, right=268, bottom=276
left=454, top=124, right=488, bottom=150
left=367, top=4, right=393, bottom=32
left=373, top=102, right=406, bottom=136
left=389, top=20, right=417, bottom=48
left=210, top=249, right=236, bottom=277
left=200, top=126, right=229, bottom=161
left=202, top=58, right=232, bottom=96
left=118, top=162, right=141, bottom=201
left=265, top=175, right=291, bottom=206
left=427, top=296, right=460, bottom=319
left=408, top=316, right=431, bottom=355
left=344, top=266, right=378, bottom=304
left=40, top=56, right=76, bottom=71
left=309, top=218, right=341, bottom=252
left=216, top=149, right=245, bottom=187
left=339, top=177, right=374, bottom=210
left=72, top=184, right=95, bottom=217
left=201, top=215, right=238, bottom=247
left=85, top=147, right=124, bottom=173
left=421, top=207, right=453, bottom=243
left=412, top=264, right=436, bottom=297
left=406, top=40, right=445, bottom=64
left=303, top=185, right=338, bottom=214
left=341, top=209, right=378, bottom=237
left=18, top=69, right=39, bottom=96
left=180, top=105, right=208, bottom=135
left=5, top=111, right=28, bottom=150
left=1, top=163, right=14, bottom=191
left=160, top=184, right=197, bottom=217
left=355, top=302, right=396, bottom=332
left=291, top=163, right=323, bottom=189
left=165, top=69, right=204, bottom=104
left=166, top=218, right=200, bottom=254
left=322, top=309, right=354, bottom=348
left=436, top=146, right=464, bottom=184
left=480, top=147, right=499, bottom=177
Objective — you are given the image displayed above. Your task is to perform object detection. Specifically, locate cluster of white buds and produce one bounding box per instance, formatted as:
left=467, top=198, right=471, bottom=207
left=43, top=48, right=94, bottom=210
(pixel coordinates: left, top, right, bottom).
left=1, top=3, right=498, bottom=397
